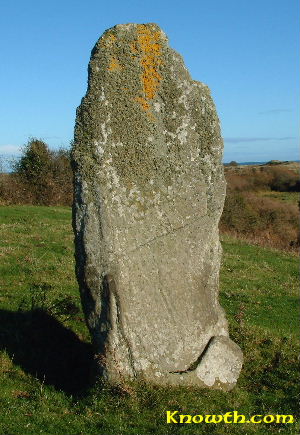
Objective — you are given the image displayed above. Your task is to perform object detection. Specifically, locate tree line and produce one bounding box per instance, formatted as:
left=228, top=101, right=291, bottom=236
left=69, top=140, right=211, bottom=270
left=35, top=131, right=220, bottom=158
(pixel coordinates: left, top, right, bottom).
left=1, top=137, right=299, bottom=251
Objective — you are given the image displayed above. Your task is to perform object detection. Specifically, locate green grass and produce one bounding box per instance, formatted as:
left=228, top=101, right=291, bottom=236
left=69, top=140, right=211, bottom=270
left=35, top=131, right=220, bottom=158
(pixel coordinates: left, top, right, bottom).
left=220, top=234, right=299, bottom=337
left=0, top=206, right=299, bottom=435
left=258, top=191, right=299, bottom=204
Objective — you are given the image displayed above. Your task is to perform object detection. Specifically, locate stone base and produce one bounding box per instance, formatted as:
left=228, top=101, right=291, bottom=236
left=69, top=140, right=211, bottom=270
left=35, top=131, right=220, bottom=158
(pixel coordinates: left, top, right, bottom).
left=101, top=336, right=243, bottom=391
left=141, top=336, right=243, bottom=391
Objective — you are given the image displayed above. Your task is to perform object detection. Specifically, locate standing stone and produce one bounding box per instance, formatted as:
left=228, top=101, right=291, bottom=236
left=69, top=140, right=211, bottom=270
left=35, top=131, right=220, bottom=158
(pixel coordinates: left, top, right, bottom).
left=72, top=23, right=243, bottom=390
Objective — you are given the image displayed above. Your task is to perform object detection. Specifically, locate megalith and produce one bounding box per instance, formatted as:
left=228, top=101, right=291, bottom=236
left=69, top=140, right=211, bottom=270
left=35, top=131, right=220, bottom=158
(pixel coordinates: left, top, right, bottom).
left=72, top=23, right=243, bottom=390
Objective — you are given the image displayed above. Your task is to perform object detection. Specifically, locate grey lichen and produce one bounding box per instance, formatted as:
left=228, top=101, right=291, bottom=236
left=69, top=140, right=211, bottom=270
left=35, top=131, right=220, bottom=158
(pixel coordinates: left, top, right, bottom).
left=72, top=23, right=242, bottom=390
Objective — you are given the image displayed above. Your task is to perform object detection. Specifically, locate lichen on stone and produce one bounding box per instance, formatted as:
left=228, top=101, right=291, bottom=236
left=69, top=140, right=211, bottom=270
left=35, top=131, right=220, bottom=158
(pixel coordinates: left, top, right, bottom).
left=72, top=23, right=243, bottom=390
left=108, top=57, right=122, bottom=72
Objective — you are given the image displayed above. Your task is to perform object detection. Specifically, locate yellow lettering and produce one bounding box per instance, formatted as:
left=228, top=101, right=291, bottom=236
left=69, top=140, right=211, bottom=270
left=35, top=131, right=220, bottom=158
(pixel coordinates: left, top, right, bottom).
left=276, top=415, right=294, bottom=424
left=205, top=414, right=223, bottom=423
left=179, top=414, right=192, bottom=424
left=223, top=412, right=233, bottom=423
left=192, top=415, right=203, bottom=423
left=166, top=411, right=179, bottom=423
left=233, top=411, right=246, bottom=423
left=263, top=415, right=275, bottom=423
left=166, top=410, right=295, bottom=425
left=250, top=415, right=262, bottom=423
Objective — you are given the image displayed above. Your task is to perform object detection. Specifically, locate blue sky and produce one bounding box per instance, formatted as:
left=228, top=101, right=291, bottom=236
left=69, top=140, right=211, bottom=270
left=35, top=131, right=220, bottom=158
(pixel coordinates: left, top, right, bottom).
left=1, top=0, right=299, bottom=163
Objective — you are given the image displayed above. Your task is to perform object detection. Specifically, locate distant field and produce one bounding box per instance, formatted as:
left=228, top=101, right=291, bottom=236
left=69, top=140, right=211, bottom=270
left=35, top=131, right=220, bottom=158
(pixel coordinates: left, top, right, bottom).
left=221, top=162, right=299, bottom=252
left=257, top=191, right=299, bottom=204
left=224, top=161, right=300, bottom=173
left=0, top=206, right=299, bottom=435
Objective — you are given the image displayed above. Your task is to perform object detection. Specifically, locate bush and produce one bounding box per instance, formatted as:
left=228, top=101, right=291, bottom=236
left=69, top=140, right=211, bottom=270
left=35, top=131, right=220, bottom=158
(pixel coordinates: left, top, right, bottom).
left=14, top=139, right=52, bottom=183
left=13, top=139, right=53, bottom=204
left=268, top=167, right=300, bottom=192
left=0, top=173, right=32, bottom=205
left=225, top=165, right=300, bottom=193
left=51, top=148, right=73, bottom=205
left=220, top=191, right=299, bottom=251
left=0, top=138, right=73, bottom=206
left=220, top=192, right=259, bottom=233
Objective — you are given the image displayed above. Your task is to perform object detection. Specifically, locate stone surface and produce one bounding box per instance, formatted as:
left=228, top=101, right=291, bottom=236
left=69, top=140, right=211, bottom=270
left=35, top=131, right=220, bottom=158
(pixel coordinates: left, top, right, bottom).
left=195, top=336, right=244, bottom=390
left=72, top=23, right=243, bottom=389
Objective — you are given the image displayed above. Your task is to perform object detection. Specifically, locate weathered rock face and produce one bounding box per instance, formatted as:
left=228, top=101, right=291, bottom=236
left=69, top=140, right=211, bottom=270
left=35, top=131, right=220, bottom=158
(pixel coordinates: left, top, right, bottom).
left=72, top=23, right=243, bottom=390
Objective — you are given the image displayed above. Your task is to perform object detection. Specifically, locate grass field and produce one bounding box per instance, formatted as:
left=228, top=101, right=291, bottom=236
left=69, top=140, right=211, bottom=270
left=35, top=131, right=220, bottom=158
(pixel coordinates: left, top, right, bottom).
left=257, top=191, right=299, bottom=204
left=0, top=206, right=299, bottom=435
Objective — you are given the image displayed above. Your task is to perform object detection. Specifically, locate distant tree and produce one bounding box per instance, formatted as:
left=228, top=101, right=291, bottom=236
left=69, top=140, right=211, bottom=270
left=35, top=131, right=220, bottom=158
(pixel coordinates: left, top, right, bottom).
left=268, top=167, right=300, bottom=192
left=51, top=148, right=73, bottom=204
left=14, top=138, right=52, bottom=182
left=266, top=160, right=282, bottom=166
left=12, top=138, right=73, bottom=205
left=227, top=160, right=238, bottom=167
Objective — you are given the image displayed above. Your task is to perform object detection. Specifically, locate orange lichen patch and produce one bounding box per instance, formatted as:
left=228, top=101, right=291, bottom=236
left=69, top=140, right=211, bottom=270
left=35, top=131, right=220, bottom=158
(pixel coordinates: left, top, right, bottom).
left=134, top=25, right=163, bottom=111
left=135, top=96, right=150, bottom=111
left=134, top=97, right=156, bottom=121
left=108, top=57, right=122, bottom=72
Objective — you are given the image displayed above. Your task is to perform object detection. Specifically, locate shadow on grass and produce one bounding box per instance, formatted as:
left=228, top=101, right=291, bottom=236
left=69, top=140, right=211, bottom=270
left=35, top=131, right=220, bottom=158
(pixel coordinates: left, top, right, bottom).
left=0, top=308, right=94, bottom=396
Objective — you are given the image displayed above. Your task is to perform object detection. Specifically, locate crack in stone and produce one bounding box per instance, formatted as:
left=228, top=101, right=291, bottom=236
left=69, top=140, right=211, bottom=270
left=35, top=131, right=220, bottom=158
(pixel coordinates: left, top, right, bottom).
left=105, top=274, right=137, bottom=377
left=169, top=336, right=215, bottom=374
left=126, top=212, right=207, bottom=254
